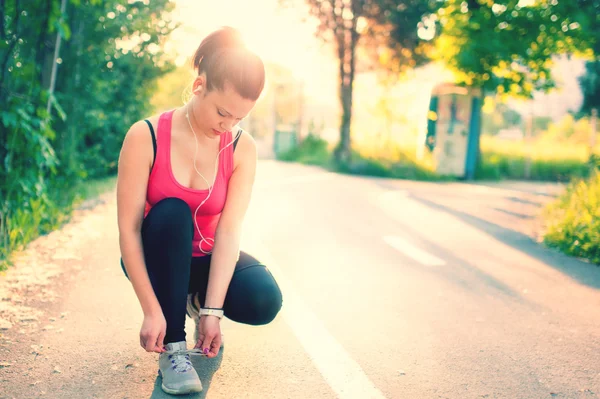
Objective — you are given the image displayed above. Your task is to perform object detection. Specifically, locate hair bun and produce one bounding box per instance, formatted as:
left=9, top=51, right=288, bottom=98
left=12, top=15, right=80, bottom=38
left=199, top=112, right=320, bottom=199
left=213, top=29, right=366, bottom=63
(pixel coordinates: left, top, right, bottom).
left=191, top=26, right=265, bottom=101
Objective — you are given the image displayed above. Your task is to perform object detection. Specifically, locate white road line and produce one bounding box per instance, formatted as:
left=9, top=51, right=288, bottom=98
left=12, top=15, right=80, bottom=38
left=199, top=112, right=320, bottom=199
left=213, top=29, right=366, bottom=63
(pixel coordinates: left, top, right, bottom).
left=383, top=235, right=446, bottom=267
left=249, top=239, right=387, bottom=399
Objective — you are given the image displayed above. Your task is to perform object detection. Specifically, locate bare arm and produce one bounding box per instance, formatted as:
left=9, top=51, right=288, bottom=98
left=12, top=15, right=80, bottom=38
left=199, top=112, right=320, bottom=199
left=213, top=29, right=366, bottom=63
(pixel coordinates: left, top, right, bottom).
left=116, top=120, right=162, bottom=317
left=204, top=130, right=257, bottom=308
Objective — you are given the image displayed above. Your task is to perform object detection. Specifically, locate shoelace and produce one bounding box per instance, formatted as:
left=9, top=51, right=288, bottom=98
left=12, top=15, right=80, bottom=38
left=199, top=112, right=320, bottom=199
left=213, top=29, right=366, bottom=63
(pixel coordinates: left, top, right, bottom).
left=165, top=348, right=206, bottom=373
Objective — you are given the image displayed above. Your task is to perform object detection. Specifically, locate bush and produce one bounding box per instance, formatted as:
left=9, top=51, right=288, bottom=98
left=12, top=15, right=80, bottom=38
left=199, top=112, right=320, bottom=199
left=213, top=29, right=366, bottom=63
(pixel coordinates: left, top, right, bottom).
left=278, top=134, right=449, bottom=180
left=277, top=134, right=332, bottom=166
left=0, top=1, right=175, bottom=271
left=542, top=171, right=600, bottom=265
left=477, top=134, right=596, bottom=181
left=0, top=176, right=117, bottom=272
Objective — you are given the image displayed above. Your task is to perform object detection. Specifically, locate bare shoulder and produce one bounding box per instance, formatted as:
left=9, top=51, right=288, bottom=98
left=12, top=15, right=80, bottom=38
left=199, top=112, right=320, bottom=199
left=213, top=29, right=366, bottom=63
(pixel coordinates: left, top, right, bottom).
left=119, top=115, right=160, bottom=172
left=233, top=127, right=257, bottom=169
left=122, top=113, right=163, bottom=147
left=123, top=114, right=159, bottom=142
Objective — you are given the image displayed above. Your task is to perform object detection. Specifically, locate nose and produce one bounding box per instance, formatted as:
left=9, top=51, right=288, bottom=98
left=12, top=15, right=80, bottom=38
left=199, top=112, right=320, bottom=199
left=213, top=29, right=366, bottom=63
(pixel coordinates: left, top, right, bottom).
left=220, top=121, right=236, bottom=132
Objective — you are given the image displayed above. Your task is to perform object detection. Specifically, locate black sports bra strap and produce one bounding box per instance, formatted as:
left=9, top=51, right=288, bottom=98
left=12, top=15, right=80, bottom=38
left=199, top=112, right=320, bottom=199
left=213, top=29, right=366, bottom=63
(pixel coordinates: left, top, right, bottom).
left=144, top=119, right=157, bottom=168
left=233, top=129, right=242, bottom=152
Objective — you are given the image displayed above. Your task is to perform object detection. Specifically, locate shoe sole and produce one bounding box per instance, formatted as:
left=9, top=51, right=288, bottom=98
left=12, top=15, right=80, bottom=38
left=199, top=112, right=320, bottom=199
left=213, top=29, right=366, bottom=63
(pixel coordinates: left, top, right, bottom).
left=161, top=382, right=203, bottom=395
left=158, top=369, right=203, bottom=394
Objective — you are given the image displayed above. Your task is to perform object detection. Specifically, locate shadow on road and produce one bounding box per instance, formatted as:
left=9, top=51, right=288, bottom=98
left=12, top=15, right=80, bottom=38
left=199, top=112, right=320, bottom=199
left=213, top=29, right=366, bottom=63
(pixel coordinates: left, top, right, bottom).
left=385, top=212, right=533, bottom=307
left=410, top=194, right=600, bottom=291
left=149, top=347, right=224, bottom=399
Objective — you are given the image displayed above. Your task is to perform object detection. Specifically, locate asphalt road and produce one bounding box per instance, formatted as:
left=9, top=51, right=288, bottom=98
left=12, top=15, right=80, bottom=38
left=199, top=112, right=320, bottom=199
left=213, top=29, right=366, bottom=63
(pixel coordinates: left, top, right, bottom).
left=1, top=160, right=599, bottom=399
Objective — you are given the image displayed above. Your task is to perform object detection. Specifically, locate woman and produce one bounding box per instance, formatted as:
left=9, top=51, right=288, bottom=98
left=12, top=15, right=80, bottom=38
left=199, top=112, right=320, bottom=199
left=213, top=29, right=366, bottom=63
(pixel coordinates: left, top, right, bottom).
left=116, top=26, right=283, bottom=395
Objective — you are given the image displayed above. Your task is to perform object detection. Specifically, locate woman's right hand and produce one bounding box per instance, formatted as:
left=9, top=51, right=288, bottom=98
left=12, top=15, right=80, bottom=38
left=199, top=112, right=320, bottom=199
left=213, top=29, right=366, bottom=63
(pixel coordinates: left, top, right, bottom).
left=140, top=312, right=167, bottom=353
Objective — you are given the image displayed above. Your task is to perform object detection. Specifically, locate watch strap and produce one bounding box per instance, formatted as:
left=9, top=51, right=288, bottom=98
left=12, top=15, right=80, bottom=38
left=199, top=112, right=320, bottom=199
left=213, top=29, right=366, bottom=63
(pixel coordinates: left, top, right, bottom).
left=199, top=308, right=224, bottom=319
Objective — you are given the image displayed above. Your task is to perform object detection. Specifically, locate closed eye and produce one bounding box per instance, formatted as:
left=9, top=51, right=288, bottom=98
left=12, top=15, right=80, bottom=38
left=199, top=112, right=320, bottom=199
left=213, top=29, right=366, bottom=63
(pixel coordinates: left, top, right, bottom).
left=218, top=108, right=243, bottom=121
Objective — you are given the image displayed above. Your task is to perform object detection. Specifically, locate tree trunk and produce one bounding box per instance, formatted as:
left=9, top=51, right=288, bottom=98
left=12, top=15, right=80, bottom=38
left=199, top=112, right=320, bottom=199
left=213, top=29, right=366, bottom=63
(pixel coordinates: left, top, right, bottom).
left=36, top=0, right=53, bottom=87
left=0, top=0, right=20, bottom=101
left=334, top=0, right=359, bottom=166
left=45, top=0, right=68, bottom=115
left=336, top=72, right=353, bottom=165
left=66, top=13, right=84, bottom=173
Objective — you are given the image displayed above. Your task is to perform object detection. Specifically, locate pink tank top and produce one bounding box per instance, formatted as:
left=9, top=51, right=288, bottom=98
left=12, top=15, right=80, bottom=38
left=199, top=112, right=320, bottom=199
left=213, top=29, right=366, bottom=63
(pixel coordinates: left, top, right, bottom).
left=144, top=109, right=235, bottom=257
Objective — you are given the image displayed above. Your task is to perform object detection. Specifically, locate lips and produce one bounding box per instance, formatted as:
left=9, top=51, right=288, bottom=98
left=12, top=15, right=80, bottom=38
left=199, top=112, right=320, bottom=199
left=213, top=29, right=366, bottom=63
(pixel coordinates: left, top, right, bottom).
left=212, top=129, right=224, bottom=135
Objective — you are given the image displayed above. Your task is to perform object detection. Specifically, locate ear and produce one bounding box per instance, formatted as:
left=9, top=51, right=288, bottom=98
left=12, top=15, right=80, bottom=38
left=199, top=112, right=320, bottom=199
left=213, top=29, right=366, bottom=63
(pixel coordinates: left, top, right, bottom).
left=192, top=75, right=206, bottom=95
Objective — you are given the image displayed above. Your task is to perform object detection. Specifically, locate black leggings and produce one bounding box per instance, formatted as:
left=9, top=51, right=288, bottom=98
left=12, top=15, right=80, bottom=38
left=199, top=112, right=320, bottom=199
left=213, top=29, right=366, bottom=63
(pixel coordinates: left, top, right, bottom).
left=121, top=197, right=283, bottom=344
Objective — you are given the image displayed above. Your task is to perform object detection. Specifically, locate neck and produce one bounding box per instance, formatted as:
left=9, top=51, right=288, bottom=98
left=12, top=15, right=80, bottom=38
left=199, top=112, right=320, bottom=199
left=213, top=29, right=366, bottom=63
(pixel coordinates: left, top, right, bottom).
left=181, top=101, right=211, bottom=142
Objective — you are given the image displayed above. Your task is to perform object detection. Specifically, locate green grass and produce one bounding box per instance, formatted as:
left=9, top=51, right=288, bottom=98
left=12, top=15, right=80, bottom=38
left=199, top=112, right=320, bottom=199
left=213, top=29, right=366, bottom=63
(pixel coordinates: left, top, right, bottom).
left=477, top=135, right=597, bottom=181
left=279, top=134, right=599, bottom=183
left=277, top=134, right=454, bottom=181
left=0, top=175, right=117, bottom=272
left=70, top=175, right=117, bottom=208
left=542, top=171, right=600, bottom=265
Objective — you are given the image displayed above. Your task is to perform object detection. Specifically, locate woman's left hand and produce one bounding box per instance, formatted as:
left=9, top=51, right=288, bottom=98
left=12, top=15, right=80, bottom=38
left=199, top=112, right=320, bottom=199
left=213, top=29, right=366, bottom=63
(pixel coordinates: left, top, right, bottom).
left=195, top=315, right=222, bottom=358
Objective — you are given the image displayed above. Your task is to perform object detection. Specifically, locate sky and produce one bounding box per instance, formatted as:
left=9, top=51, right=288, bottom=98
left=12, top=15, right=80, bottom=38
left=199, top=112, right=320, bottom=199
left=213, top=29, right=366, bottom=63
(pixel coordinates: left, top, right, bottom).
left=164, top=0, right=585, bottom=135
left=167, top=0, right=339, bottom=102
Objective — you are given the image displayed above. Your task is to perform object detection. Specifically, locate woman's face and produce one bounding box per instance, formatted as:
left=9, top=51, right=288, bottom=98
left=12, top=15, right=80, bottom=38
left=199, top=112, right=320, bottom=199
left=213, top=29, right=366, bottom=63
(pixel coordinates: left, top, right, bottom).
left=190, top=76, right=256, bottom=139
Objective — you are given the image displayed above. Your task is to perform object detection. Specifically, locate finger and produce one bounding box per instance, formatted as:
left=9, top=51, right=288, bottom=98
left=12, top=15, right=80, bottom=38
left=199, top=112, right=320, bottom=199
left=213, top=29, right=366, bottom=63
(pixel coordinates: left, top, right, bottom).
left=156, top=331, right=166, bottom=353
left=208, top=338, right=221, bottom=358
left=194, top=333, right=205, bottom=349
left=201, top=335, right=214, bottom=356
left=141, top=335, right=151, bottom=352
left=145, top=334, right=157, bottom=352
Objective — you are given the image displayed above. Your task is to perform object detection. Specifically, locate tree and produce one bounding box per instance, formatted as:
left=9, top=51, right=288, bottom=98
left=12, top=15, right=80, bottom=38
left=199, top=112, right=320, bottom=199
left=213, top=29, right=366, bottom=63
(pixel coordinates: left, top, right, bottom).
left=306, top=0, right=361, bottom=164
left=281, top=0, right=433, bottom=164
left=374, top=0, right=598, bottom=177
left=52, top=0, right=177, bottom=178
left=482, top=102, right=523, bottom=135
left=429, top=0, right=596, bottom=99
left=359, top=0, right=440, bottom=76
left=0, top=0, right=176, bottom=264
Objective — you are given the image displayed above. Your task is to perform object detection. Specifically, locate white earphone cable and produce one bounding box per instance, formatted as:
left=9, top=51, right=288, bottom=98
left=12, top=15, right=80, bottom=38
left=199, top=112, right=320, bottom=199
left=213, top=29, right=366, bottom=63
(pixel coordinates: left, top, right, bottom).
left=185, top=101, right=242, bottom=254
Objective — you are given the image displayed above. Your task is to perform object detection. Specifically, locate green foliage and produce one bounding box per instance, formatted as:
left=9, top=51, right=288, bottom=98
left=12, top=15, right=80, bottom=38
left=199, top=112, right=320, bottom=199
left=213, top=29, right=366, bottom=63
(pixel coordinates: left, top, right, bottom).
left=286, top=0, right=436, bottom=163
left=150, top=63, right=195, bottom=113
left=50, top=0, right=177, bottom=178
left=477, top=130, right=598, bottom=181
left=431, top=0, right=597, bottom=98
left=543, top=171, right=600, bottom=265
left=539, top=114, right=595, bottom=144
left=278, top=134, right=331, bottom=165
left=0, top=0, right=176, bottom=268
left=339, top=150, right=447, bottom=181
left=279, top=134, right=448, bottom=181
left=481, top=102, right=523, bottom=135
left=360, top=0, right=440, bottom=73
left=477, top=150, right=592, bottom=181
left=281, top=115, right=599, bottom=183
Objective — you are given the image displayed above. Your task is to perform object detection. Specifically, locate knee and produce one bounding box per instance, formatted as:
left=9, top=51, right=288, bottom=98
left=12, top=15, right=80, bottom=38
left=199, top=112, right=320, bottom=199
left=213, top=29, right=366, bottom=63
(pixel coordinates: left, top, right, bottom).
left=227, top=265, right=283, bottom=326
left=250, top=282, right=282, bottom=325
left=147, top=198, right=193, bottom=233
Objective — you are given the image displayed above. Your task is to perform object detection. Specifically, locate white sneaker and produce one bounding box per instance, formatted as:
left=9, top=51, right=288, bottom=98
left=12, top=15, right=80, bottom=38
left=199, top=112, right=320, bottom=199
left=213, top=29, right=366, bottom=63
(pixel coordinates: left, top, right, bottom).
left=158, top=341, right=203, bottom=395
